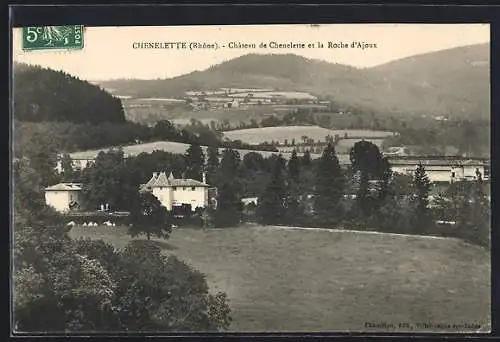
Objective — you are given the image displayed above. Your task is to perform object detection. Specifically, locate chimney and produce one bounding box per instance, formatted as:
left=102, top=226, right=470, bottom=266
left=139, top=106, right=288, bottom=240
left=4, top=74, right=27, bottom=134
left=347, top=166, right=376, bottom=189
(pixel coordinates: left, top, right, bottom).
left=202, top=172, right=207, bottom=184
left=153, top=172, right=158, bottom=178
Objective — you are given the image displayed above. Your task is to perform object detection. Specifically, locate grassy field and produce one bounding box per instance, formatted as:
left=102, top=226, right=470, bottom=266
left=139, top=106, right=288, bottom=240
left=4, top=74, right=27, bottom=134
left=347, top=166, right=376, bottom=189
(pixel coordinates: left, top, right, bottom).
left=69, top=225, right=490, bottom=333
left=69, top=141, right=295, bottom=160
left=122, top=101, right=275, bottom=125
left=276, top=138, right=386, bottom=155
left=223, top=126, right=395, bottom=145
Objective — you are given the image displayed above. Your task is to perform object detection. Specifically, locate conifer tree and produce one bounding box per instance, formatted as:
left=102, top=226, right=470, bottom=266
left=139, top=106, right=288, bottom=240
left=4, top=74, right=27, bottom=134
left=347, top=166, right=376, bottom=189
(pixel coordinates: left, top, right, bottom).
left=283, top=179, right=306, bottom=226
left=410, top=162, right=433, bottom=234
left=302, top=150, right=312, bottom=167
left=313, top=143, right=344, bottom=227
left=220, top=148, right=241, bottom=180
left=60, top=153, right=74, bottom=182
left=185, top=143, right=205, bottom=181
left=206, top=146, right=220, bottom=185
left=212, top=181, right=242, bottom=228
left=288, top=149, right=301, bottom=182
left=257, top=155, right=287, bottom=225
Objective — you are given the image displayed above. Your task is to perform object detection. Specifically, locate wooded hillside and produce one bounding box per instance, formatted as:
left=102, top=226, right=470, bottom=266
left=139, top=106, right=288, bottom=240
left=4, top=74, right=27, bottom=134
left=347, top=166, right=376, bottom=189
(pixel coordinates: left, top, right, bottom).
left=14, top=63, right=126, bottom=124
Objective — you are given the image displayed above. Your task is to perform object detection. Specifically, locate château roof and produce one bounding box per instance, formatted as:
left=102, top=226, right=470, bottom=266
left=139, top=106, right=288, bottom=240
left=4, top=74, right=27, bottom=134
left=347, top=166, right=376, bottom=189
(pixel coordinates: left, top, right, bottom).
left=45, top=183, right=83, bottom=191
left=144, top=171, right=209, bottom=188
left=168, top=179, right=209, bottom=187
left=155, top=172, right=170, bottom=186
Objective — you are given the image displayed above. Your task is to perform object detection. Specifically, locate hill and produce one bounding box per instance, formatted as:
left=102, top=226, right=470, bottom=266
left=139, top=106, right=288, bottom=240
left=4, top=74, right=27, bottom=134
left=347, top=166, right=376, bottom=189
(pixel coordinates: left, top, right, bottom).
left=368, top=43, right=490, bottom=119
left=100, top=54, right=376, bottom=106
left=99, top=44, right=490, bottom=119
left=13, top=63, right=126, bottom=124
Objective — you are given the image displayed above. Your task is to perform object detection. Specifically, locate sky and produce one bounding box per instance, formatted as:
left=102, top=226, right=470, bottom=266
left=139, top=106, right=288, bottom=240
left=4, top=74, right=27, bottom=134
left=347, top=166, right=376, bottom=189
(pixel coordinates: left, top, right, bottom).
left=12, top=24, right=490, bottom=81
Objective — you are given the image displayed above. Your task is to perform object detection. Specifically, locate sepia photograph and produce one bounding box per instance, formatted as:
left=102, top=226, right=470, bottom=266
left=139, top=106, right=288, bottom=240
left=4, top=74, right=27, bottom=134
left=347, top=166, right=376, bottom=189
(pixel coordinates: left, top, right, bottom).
left=11, top=23, right=491, bottom=334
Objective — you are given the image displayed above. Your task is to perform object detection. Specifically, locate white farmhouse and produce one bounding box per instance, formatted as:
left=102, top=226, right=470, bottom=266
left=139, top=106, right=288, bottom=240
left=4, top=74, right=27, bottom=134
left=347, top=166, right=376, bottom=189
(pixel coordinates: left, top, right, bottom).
left=44, top=183, right=82, bottom=213
left=141, top=171, right=210, bottom=211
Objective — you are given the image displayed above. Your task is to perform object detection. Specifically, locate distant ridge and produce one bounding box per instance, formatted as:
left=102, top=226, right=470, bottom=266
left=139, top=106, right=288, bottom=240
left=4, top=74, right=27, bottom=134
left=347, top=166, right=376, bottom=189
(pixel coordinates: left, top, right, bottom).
left=84, top=43, right=491, bottom=119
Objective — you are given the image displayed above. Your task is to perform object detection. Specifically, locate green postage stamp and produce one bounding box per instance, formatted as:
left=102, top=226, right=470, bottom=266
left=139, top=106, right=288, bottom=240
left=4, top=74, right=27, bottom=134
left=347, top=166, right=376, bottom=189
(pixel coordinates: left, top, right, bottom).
left=22, top=25, right=84, bottom=50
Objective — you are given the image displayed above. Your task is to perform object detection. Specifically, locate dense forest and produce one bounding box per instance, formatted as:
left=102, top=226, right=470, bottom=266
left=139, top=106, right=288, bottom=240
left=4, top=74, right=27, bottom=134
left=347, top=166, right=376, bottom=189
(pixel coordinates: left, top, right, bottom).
left=13, top=63, right=125, bottom=124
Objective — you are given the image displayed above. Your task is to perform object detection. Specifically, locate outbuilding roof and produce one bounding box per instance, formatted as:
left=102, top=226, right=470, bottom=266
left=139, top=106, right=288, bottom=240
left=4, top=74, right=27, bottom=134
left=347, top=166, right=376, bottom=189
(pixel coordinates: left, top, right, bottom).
left=45, top=183, right=83, bottom=191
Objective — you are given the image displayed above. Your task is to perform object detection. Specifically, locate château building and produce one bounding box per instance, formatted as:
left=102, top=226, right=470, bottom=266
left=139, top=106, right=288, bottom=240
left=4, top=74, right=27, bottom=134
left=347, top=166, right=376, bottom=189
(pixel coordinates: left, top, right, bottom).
left=140, top=171, right=210, bottom=211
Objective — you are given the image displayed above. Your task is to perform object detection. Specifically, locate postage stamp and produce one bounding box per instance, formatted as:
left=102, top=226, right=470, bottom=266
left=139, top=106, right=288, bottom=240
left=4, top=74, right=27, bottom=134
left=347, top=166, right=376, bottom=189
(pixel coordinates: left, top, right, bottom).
left=22, top=25, right=84, bottom=50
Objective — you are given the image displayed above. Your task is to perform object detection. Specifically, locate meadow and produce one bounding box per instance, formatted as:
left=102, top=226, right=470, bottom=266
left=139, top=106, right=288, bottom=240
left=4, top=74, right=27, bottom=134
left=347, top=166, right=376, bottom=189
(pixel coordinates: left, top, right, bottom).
left=122, top=99, right=277, bottom=125
left=69, top=225, right=491, bottom=332
left=223, top=126, right=395, bottom=146
left=68, top=141, right=299, bottom=161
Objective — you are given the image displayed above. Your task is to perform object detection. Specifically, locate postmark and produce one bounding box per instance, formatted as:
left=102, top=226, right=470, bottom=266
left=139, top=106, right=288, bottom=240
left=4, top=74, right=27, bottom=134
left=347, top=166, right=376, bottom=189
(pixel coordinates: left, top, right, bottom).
left=22, top=25, right=84, bottom=50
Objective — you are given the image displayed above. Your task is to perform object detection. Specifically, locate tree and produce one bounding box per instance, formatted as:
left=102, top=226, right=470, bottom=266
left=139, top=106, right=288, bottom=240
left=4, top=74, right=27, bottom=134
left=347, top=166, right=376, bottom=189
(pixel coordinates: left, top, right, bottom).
left=109, top=241, right=232, bottom=331
left=287, top=149, right=301, bottom=182
left=185, top=143, right=205, bottom=181
left=444, top=178, right=490, bottom=247
left=302, top=150, right=312, bottom=167
left=376, top=157, right=393, bottom=202
left=153, top=120, right=176, bottom=140
left=129, top=192, right=172, bottom=241
left=13, top=163, right=117, bottom=331
left=466, top=177, right=490, bottom=247
left=60, top=153, right=74, bottom=182
left=14, top=227, right=119, bottom=331
left=81, top=149, right=138, bottom=211
left=283, top=180, right=306, bottom=226
left=257, top=155, right=287, bottom=225
left=369, top=170, right=412, bottom=234
left=13, top=164, right=232, bottom=332
left=220, top=148, right=241, bottom=180
left=212, top=181, right=242, bottom=227
left=349, top=140, right=386, bottom=218
left=206, top=146, right=220, bottom=185
left=19, top=128, right=59, bottom=187
left=242, top=152, right=265, bottom=172
left=313, top=143, right=344, bottom=227
left=409, top=163, right=433, bottom=234
left=13, top=159, right=61, bottom=227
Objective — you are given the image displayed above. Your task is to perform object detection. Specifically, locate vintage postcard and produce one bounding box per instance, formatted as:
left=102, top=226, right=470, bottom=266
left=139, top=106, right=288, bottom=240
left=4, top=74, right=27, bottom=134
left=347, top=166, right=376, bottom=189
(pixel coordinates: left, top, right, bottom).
left=11, top=24, right=491, bottom=334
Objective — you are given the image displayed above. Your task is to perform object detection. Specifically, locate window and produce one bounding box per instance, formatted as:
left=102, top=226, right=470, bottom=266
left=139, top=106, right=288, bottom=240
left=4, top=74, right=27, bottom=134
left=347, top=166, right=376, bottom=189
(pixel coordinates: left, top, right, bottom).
left=183, top=187, right=186, bottom=191
left=173, top=187, right=177, bottom=191
left=451, top=172, right=455, bottom=178
left=191, top=186, right=196, bottom=191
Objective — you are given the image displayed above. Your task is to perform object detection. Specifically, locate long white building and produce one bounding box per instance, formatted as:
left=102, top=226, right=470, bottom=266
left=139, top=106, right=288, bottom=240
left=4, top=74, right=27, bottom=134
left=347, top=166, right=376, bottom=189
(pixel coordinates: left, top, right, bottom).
left=390, top=157, right=489, bottom=183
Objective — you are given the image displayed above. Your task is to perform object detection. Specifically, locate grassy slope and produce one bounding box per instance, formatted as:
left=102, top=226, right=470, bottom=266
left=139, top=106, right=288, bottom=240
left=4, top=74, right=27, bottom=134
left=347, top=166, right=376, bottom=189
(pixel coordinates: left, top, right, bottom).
left=223, top=126, right=394, bottom=145
left=67, top=140, right=313, bottom=161
left=69, top=225, right=490, bottom=332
